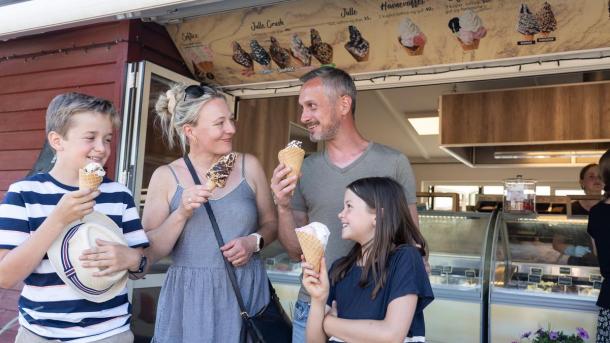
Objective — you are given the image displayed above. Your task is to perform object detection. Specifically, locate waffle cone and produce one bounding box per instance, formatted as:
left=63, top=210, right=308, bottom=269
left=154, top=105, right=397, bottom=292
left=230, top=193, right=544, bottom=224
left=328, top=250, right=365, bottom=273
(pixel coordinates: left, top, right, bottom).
left=296, top=231, right=324, bottom=273
left=278, top=146, right=305, bottom=179
left=79, top=169, right=103, bottom=191
left=458, top=37, right=479, bottom=51
left=206, top=179, right=217, bottom=191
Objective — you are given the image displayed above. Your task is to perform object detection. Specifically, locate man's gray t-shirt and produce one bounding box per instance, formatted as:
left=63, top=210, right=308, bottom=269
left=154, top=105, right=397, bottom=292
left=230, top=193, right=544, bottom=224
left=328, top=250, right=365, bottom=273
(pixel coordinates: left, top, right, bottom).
left=291, top=142, right=417, bottom=302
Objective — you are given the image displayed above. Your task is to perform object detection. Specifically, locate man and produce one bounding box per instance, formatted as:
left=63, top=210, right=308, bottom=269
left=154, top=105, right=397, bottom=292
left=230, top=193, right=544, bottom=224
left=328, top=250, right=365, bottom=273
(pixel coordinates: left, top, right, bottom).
left=270, top=67, right=420, bottom=342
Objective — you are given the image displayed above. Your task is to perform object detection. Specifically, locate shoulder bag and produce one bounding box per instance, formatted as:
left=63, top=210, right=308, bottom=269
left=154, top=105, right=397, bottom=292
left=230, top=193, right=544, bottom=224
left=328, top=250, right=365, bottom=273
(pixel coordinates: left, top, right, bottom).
left=183, top=155, right=292, bottom=343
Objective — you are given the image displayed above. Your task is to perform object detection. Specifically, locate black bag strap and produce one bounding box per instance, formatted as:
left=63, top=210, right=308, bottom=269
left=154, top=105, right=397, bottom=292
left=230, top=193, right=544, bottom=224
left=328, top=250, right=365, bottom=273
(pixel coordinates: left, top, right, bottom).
left=183, top=154, right=251, bottom=320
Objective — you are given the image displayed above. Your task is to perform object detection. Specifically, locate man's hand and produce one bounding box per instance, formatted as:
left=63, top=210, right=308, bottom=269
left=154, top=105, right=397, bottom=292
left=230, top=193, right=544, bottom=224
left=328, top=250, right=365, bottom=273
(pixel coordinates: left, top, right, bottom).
left=270, top=163, right=298, bottom=209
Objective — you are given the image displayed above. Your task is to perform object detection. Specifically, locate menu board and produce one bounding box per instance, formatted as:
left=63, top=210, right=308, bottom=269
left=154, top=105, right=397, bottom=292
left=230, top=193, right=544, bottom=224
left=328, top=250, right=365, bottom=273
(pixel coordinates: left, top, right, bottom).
left=166, top=0, right=610, bottom=85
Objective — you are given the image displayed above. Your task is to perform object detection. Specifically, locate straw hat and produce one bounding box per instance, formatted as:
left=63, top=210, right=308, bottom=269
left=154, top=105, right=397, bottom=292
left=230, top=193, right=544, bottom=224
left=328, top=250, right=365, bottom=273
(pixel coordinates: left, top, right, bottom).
left=48, top=211, right=128, bottom=303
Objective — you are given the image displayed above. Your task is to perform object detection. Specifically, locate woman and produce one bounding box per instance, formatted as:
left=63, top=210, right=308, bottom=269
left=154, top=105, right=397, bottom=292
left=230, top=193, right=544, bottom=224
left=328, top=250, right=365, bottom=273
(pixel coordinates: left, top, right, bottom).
left=142, top=83, right=277, bottom=342
left=588, top=150, right=610, bottom=342
left=572, top=163, right=603, bottom=215
left=303, top=177, right=433, bottom=343
left=552, top=164, right=601, bottom=265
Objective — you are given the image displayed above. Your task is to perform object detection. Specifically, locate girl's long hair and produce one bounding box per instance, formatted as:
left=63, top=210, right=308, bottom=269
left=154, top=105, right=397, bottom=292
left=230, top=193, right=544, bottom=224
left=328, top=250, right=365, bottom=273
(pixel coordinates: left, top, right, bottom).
left=329, top=177, right=427, bottom=299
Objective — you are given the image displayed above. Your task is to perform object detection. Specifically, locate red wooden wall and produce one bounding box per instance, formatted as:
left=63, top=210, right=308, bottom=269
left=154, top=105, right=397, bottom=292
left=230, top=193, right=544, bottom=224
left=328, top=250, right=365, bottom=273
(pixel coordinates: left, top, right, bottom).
left=0, top=19, right=190, bottom=342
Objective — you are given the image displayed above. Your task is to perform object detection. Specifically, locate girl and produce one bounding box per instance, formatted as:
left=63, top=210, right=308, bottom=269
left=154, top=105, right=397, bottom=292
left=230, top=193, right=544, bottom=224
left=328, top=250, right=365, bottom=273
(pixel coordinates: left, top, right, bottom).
left=302, top=177, right=434, bottom=343
left=588, top=150, right=610, bottom=342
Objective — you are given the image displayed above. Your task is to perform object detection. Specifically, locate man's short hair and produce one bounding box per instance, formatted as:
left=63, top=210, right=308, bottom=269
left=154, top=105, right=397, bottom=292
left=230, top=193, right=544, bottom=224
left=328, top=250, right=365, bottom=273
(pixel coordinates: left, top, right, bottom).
left=299, top=67, right=357, bottom=115
left=46, top=92, right=120, bottom=136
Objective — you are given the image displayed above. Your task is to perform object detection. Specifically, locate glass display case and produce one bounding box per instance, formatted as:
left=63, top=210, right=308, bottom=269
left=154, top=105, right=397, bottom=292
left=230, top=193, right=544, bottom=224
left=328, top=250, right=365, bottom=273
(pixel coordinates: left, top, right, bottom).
left=418, top=211, right=495, bottom=343
left=489, top=213, right=600, bottom=342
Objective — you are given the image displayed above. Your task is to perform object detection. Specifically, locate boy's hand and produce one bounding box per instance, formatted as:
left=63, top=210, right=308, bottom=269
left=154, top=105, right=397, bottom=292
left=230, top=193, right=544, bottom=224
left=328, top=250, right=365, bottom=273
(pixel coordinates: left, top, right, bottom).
left=79, top=239, right=140, bottom=276
left=178, top=185, right=212, bottom=218
left=302, top=256, right=329, bottom=303
left=49, top=189, right=100, bottom=227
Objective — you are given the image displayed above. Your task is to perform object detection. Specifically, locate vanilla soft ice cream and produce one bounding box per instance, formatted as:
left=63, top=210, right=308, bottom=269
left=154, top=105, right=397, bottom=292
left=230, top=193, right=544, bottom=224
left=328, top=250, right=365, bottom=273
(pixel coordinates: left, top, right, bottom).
left=83, top=162, right=106, bottom=177
left=296, top=222, right=330, bottom=247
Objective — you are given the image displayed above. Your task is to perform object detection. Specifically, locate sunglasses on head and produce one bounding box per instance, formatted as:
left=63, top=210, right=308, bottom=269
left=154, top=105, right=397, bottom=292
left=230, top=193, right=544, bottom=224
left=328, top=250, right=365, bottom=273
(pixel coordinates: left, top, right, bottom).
left=183, top=84, right=213, bottom=101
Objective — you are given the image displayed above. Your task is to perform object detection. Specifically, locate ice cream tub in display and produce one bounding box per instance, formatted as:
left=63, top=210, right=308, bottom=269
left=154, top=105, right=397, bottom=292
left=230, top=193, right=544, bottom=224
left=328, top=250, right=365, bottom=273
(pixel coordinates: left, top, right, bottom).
left=503, top=175, right=536, bottom=214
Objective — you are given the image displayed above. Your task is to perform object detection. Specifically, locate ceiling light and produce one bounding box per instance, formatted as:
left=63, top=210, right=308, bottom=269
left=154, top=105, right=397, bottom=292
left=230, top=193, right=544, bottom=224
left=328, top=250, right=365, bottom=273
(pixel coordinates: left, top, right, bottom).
left=407, top=117, right=439, bottom=135
left=493, top=150, right=605, bottom=159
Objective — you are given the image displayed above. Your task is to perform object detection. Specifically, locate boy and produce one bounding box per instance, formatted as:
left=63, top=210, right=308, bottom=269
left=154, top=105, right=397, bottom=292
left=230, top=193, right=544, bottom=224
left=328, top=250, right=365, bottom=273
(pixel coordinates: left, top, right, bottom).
left=0, top=93, right=149, bottom=342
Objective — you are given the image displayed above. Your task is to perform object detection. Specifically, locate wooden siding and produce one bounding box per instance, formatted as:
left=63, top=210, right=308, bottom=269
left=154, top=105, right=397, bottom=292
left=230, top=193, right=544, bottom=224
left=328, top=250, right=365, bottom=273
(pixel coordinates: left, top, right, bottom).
left=0, top=19, right=191, bottom=340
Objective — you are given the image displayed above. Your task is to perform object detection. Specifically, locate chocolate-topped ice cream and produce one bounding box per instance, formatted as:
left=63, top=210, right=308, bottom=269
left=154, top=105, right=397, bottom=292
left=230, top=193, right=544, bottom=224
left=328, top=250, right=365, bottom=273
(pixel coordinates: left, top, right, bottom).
left=517, top=4, right=540, bottom=40
left=206, top=152, right=237, bottom=190
left=344, top=25, right=369, bottom=62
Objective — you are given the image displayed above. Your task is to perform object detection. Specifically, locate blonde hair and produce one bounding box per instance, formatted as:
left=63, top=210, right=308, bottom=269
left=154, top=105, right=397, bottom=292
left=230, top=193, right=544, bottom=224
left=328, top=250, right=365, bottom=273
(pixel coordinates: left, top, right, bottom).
left=155, top=83, right=225, bottom=153
left=46, top=92, right=120, bottom=136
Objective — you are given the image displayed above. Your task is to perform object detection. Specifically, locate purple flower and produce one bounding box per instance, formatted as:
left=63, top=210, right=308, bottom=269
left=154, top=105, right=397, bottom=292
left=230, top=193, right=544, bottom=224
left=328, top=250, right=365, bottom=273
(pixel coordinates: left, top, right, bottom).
left=549, top=331, right=559, bottom=340
left=577, top=327, right=589, bottom=339
left=521, top=331, right=532, bottom=338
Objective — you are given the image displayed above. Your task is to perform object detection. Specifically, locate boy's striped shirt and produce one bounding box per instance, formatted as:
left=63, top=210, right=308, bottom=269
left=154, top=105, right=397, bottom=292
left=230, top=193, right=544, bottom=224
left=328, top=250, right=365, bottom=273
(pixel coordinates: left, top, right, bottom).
left=0, top=173, right=149, bottom=342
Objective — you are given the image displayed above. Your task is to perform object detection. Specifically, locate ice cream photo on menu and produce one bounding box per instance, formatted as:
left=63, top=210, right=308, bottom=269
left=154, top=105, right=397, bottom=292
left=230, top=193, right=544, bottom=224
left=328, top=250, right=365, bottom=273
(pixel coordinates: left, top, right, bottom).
left=397, top=17, right=426, bottom=56
left=231, top=41, right=254, bottom=76
left=536, top=1, right=557, bottom=39
left=344, top=25, right=369, bottom=62
left=516, top=3, right=540, bottom=42
left=310, top=28, right=333, bottom=65
left=290, top=33, right=312, bottom=67
left=448, top=10, right=487, bottom=51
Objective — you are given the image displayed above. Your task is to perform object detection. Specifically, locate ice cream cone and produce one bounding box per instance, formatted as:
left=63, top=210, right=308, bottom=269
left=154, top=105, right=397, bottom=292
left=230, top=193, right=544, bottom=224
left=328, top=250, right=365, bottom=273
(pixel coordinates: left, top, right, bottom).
left=278, top=146, right=305, bottom=179
left=541, top=32, right=550, bottom=38
left=405, top=44, right=424, bottom=56
left=296, top=231, right=324, bottom=273
left=79, top=169, right=103, bottom=191
left=205, top=179, right=217, bottom=192
left=522, top=34, right=534, bottom=41
left=398, top=37, right=424, bottom=56
left=346, top=48, right=369, bottom=62
left=458, top=37, right=479, bottom=51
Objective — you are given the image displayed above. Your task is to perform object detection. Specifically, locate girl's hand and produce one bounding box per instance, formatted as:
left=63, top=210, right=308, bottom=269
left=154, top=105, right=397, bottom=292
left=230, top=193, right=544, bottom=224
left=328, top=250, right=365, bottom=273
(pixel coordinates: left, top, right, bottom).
left=79, top=239, right=141, bottom=276
left=302, top=256, right=329, bottom=303
left=221, top=236, right=256, bottom=267
left=178, top=185, right=212, bottom=218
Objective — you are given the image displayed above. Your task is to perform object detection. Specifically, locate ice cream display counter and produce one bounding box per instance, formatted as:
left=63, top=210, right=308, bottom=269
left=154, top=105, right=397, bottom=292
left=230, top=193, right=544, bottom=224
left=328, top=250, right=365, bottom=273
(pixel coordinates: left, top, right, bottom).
left=489, top=214, right=600, bottom=342
left=418, top=211, right=496, bottom=343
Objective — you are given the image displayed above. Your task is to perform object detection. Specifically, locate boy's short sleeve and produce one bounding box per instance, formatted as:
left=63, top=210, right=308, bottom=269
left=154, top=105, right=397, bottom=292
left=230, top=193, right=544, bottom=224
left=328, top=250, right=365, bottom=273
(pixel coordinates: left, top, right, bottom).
left=0, top=184, right=30, bottom=250
left=387, top=247, right=434, bottom=311
left=120, top=191, right=149, bottom=249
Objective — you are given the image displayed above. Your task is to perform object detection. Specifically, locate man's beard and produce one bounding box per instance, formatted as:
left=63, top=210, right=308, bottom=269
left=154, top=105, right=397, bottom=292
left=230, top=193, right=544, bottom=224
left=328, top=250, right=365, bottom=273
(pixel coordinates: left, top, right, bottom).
left=309, top=110, right=340, bottom=142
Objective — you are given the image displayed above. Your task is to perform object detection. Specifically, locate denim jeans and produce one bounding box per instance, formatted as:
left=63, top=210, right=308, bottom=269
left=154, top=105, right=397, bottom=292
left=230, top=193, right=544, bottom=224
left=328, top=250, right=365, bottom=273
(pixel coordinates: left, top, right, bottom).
left=292, top=299, right=310, bottom=343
